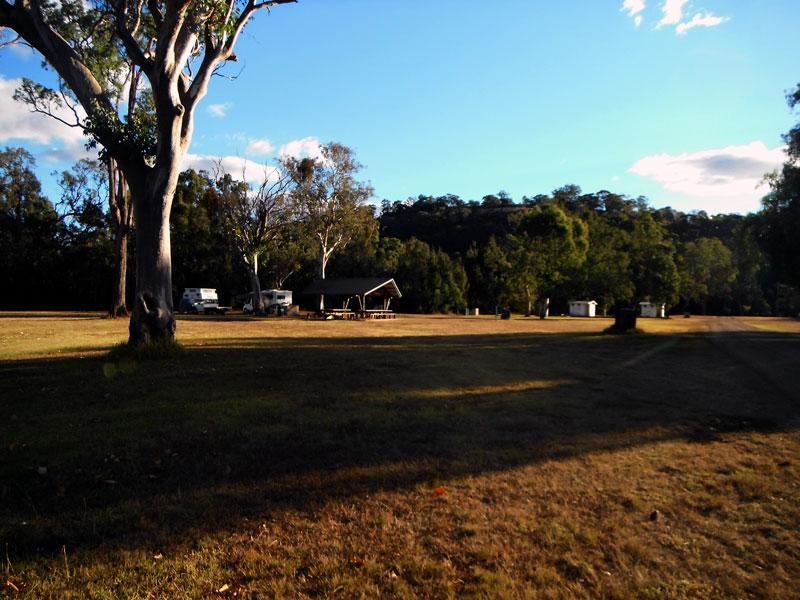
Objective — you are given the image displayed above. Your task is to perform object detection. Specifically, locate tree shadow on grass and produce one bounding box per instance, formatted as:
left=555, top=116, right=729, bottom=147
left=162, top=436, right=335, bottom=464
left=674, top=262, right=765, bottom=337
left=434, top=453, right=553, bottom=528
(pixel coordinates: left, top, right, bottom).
left=1, top=329, right=798, bottom=558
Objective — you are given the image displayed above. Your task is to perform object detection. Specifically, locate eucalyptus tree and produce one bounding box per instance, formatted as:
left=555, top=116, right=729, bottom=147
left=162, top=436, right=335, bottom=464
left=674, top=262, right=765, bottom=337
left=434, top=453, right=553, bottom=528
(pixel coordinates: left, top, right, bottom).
left=677, top=237, right=736, bottom=314
left=466, top=237, right=513, bottom=312
left=56, top=159, right=108, bottom=239
left=0, top=147, right=63, bottom=307
left=9, top=6, right=137, bottom=315
left=284, top=143, right=373, bottom=311
left=219, top=165, right=292, bottom=315
left=394, top=238, right=467, bottom=314
left=763, top=83, right=800, bottom=289
left=574, top=214, right=634, bottom=315
left=0, top=0, right=296, bottom=343
left=510, top=203, right=589, bottom=316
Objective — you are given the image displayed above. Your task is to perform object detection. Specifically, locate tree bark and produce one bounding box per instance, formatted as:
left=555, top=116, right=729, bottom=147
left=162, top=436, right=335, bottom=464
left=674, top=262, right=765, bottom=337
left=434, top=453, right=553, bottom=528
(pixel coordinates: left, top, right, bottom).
left=111, top=227, right=129, bottom=317
left=539, top=297, right=550, bottom=319
left=524, top=285, right=532, bottom=317
left=108, top=159, right=131, bottom=317
left=128, top=177, right=176, bottom=345
left=318, top=247, right=328, bottom=311
left=248, top=253, right=264, bottom=315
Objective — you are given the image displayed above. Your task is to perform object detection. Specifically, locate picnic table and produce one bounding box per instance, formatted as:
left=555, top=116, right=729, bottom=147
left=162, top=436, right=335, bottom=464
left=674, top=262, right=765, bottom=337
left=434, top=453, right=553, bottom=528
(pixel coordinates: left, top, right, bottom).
left=361, top=309, right=396, bottom=319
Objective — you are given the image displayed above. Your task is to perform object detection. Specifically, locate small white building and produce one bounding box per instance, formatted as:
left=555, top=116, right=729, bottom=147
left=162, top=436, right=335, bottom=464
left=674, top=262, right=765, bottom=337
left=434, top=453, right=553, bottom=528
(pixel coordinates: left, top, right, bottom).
left=568, top=300, right=597, bottom=317
left=639, top=301, right=666, bottom=318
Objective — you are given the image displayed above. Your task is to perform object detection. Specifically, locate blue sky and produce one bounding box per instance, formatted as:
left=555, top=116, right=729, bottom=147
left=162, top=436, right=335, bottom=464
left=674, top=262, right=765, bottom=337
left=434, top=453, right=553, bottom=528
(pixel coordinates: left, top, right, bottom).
left=2, top=0, right=799, bottom=214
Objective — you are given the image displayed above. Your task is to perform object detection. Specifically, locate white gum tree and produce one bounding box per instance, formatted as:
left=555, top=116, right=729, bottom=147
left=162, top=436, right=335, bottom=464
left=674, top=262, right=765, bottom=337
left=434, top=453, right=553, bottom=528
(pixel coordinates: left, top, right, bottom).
left=218, top=165, right=292, bottom=315
left=0, top=0, right=296, bottom=344
left=283, top=143, right=373, bottom=311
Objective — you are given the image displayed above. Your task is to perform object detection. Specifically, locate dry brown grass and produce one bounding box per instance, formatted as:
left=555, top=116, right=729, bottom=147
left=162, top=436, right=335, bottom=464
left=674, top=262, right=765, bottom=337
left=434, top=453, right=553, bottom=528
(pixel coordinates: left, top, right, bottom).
left=1, top=313, right=799, bottom=598
left=739, top=316, right=800, bottom=333
left=0, top=312, right=724, bottom=361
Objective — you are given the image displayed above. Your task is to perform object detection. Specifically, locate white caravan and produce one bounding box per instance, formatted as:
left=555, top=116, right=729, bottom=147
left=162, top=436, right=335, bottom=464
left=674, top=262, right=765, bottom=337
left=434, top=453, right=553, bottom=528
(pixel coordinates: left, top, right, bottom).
left=243, top=289, right=293, bottom=314
left=180, top=288, right=229, bottom=314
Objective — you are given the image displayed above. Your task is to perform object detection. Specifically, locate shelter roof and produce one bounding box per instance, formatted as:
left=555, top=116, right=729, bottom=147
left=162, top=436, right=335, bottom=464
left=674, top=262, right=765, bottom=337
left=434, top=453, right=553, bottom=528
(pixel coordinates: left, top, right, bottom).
left=302, top=278, right=402, bottom=298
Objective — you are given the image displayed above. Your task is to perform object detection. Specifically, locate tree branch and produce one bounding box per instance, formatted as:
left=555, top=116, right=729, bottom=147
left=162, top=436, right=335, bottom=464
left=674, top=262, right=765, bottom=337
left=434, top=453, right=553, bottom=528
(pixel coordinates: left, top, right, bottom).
left=184, top=0, right=296, bottom=113
left=146, top=0, right=163, bottom=30
left=154, top=0, right=191, bottom=80
left=112, top=0, right=155, bottom=77
left=3, top=0, right=133, bottom=162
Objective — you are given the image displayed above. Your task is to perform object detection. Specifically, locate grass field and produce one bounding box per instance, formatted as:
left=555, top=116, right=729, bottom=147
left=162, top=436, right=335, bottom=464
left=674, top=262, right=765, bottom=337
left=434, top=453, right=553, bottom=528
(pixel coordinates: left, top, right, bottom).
left=1, top=313, right=799, bottom=598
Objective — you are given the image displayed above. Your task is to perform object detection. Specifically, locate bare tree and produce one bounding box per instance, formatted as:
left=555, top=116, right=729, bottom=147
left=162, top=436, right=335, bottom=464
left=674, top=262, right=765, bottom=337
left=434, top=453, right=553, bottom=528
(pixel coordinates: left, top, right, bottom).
left=284, top=143, right=373, bottom=311
left=0, top=0, right=296, bottom=344
left=218, top=164, right=292, bottom=315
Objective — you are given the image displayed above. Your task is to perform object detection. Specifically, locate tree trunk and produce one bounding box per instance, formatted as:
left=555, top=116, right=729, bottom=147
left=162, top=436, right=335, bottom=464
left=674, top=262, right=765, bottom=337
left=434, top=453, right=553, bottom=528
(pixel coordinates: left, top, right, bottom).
left=539, top=297, right=550, bottom=319
left=612, top=308, right=638, bottom=333
left=249, top=253, right=264, bottom=315
left=318, top=247, right=327, bottom=311
left=109, top=160, right=131, bottom=317
left=128, top=184, right=176, bottom=345
left=111, top=227, right=129, bottom=317
left=524, top=285, right=532, bottom=317
left=124, top=76, right=189, bottom=345
left=275, top=269, right=294, bottom=289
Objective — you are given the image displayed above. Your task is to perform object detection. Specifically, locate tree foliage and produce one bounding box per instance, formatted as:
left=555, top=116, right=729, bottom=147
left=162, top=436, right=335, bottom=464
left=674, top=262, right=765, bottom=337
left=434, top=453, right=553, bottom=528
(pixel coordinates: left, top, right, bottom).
left=762, top=83, right=800, bottom=293
left=677, top=238, right=736, bottom=313
left=284, top=143, right=374, bottom=278
left=284, top=143, right=373, bottom=310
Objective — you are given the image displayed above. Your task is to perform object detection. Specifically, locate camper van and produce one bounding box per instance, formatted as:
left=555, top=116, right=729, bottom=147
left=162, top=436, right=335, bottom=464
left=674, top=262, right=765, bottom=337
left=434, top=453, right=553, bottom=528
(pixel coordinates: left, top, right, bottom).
left=243, top=289, right=293, bottom=314
left=179, top=288, right=229, bottom=314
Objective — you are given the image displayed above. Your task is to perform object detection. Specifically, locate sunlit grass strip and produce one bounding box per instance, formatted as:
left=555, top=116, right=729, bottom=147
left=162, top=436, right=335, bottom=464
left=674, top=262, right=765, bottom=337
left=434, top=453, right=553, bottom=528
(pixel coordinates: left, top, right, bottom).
left=411, top=380, right=572, bottom=399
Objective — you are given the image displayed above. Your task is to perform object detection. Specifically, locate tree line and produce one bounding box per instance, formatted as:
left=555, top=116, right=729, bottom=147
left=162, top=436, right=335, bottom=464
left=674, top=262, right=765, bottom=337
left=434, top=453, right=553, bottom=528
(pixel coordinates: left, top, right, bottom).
left=2, top=89, right=799, bottom=317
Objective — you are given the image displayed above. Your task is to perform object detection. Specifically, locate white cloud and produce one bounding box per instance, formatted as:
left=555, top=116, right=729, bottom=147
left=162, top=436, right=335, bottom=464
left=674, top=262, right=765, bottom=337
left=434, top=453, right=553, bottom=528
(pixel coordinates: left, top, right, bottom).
left=0, top=75, right=92, bottom=162
left=246, top=138, right=275, bottom=156
left=279, top=136, right=324, bottom=161
left=207, top=103, right=232, bottom=118
left=622, top=0, right=646, bottom=26
left=182, top=153, right=281, bottom=184
left=629, top=141, right=786, bottom=211
left=622, top=0, right=646, bottom=16
left=657, top=0, right=689, bottom=27
left=675, top=12, right=728, bottom=34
